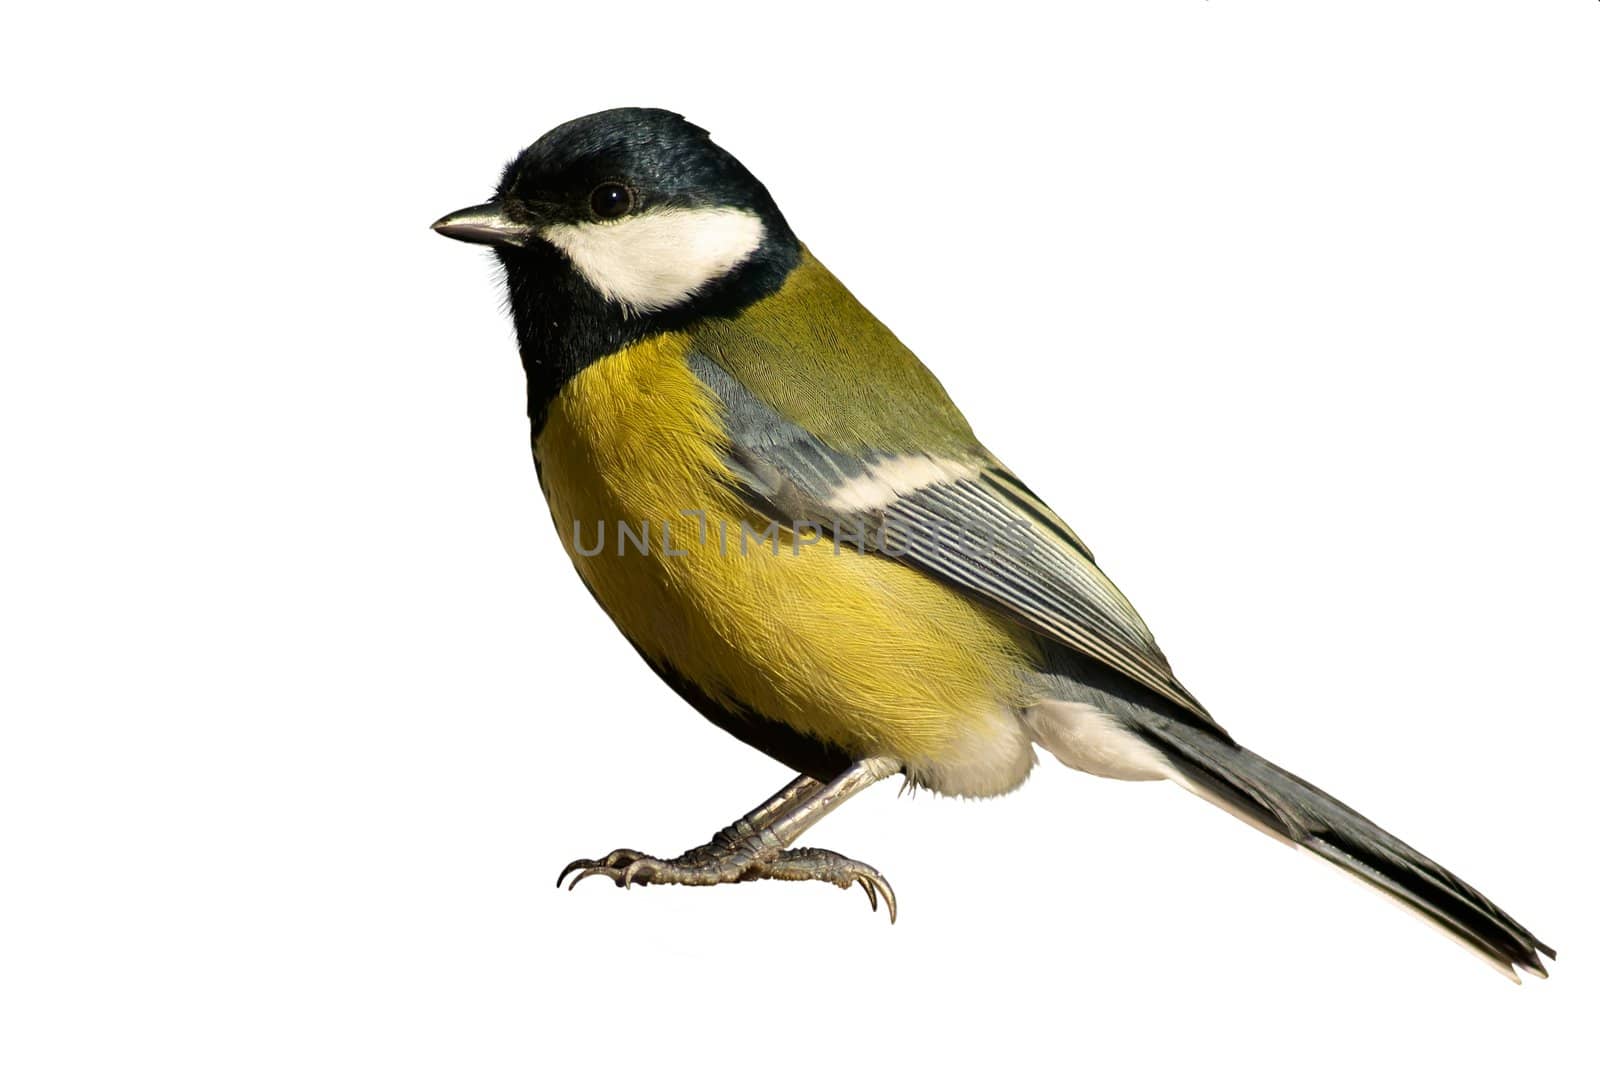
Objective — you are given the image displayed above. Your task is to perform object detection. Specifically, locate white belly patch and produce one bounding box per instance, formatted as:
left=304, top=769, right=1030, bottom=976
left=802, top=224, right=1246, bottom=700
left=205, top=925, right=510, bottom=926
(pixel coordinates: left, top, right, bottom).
left=1020, top=700, right=1171, bottom=782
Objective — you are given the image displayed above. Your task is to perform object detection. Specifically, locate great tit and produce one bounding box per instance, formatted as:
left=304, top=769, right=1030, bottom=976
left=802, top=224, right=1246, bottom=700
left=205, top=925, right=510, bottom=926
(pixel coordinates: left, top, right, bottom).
left=433, top=107, right=1553, bottom=979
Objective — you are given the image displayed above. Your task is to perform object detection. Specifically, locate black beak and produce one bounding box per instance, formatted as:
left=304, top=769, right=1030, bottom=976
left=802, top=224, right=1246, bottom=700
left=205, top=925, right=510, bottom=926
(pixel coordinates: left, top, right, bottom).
left=430, top=201, right=534, bottom=249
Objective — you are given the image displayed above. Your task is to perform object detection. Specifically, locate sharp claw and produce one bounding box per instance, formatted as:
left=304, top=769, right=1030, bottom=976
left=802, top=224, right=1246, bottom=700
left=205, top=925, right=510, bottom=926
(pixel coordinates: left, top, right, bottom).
left=566, top=866, right=618, bottom=891
left=879, top=878, right=898, bottom=923
left=621, top=860, right=652, bottom=889
left=856, top=876, right=878, bottom=911
left=557, top=858, right=597, bottom=888
left=560, top=848, right=654, bottom=888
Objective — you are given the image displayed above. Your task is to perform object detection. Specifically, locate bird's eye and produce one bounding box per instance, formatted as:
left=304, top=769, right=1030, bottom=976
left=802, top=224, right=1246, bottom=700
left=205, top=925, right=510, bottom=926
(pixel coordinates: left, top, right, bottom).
left=589, top=182, right=634, bottom=220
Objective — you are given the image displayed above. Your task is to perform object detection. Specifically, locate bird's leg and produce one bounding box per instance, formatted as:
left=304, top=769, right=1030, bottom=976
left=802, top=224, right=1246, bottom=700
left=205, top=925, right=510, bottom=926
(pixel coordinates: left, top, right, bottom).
left=557, top=757, right=901, bottom=919
left=682, top=772, right=825, bottom=861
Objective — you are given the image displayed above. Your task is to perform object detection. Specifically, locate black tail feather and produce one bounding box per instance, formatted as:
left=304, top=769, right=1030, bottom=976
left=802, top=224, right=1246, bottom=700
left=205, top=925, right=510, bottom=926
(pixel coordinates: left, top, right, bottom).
left=1124, top=710, right=1554, bottom=978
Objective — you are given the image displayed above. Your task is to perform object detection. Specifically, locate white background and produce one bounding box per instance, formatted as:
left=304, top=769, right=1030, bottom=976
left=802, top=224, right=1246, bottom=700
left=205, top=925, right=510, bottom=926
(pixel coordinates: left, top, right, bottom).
left=4, top=2, right=1596, bottom=1063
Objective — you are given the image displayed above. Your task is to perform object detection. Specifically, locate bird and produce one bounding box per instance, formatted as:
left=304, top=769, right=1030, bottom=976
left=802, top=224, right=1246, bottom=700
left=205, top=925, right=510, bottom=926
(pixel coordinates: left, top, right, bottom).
left=433, top=107, right=1553, bottom=979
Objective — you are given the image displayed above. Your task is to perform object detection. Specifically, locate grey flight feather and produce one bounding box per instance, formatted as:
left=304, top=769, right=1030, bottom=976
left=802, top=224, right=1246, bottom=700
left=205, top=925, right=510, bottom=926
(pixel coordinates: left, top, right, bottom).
left=1120, top=706, right=1555, bottom=978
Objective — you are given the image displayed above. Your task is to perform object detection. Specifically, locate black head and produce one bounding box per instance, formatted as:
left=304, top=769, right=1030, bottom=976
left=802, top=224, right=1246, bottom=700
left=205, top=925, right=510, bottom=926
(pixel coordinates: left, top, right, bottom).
left=433, top=109, right=800, bottom=424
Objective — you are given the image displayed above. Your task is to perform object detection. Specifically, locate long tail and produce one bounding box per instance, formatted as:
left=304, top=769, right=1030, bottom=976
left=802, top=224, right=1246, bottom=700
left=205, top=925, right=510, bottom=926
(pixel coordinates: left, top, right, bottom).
left=1121, top=708, right=1555, bottom=980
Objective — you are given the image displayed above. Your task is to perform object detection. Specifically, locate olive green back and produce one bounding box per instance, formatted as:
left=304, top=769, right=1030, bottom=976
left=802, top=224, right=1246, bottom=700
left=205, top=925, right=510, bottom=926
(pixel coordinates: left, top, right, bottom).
left=685, top=249, right=981, bottom=458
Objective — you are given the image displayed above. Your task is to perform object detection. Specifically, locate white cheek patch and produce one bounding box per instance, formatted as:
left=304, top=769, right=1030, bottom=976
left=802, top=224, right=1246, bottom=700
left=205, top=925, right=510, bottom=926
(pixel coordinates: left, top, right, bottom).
left=542, top=207, right=766, bottom=316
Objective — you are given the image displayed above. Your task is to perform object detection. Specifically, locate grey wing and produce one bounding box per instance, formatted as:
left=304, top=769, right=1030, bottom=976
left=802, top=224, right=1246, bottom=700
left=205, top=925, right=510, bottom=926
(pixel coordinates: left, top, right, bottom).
left=690, top=354, right=1216, bottom=727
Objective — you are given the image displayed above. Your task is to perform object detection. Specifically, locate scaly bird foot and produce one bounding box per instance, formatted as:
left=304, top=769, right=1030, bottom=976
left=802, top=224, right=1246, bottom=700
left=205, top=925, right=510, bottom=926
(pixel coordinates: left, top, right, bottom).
left=752, top=847, right=897, bottom=921
left=557, top=843, right=895, bottom=921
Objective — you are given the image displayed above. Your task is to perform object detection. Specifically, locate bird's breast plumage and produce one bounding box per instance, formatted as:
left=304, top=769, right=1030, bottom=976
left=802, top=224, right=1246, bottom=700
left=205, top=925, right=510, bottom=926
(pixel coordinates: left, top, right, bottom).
left=531, top=328, right=1041, bottom=794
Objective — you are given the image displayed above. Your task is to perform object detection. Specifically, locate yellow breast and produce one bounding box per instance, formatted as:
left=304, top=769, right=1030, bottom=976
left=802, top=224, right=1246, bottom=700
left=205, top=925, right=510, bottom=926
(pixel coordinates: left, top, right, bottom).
left=533, top=332, right=1037, bottom=778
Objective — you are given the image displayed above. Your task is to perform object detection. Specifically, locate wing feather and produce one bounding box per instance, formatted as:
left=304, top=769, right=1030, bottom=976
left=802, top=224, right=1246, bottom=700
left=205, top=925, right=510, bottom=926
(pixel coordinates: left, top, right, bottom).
left=690, top=352, right=1212, bottom=723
